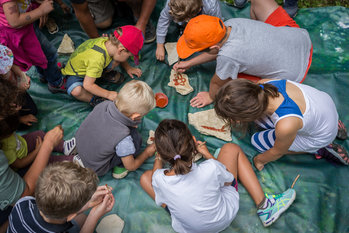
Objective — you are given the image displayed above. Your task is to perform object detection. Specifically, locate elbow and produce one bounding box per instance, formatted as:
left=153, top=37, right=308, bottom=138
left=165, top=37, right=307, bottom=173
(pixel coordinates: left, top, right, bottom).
left=8, top=21, right=21, bottom=29
left=124, top=164, right=137, bottom=171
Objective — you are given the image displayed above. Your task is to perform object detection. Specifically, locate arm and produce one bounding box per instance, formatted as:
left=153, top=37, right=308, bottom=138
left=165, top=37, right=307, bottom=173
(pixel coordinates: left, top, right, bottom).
left=121, top=144, right=156, bottom=171
left=71, top=2, right=99, bottom=38
left=208, top=73, right=231, bottom=100
left=21, top=126, right=63, bottom=197
left=10, top=137, right=42, bottom=169
left=173, top=52, right=217, bottom=73
left=156, top=3, right=171, bottom=44
left=151, top=152, right=162, bottom=174
left=83, top=76, right=117, bottom=101
left=3, top=0, right=53, bottom=28
left=254, top=117, right=303, bottom=170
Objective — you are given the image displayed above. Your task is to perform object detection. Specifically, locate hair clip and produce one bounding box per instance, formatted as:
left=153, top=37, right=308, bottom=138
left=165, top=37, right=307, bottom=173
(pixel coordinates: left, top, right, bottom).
left=174, top=154, right=181, bottom=160
left=259, top=84, right=264, bottom=90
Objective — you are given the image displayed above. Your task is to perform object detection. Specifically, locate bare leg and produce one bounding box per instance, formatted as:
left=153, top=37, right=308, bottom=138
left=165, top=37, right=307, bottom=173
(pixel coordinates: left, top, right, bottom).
left=70, top=86, right=93, bottom=103
left=140, top=170, right=156, bottom=200
left=250, top=0, right=279, bottom=22
left=217, top=143, right=265, bottom=206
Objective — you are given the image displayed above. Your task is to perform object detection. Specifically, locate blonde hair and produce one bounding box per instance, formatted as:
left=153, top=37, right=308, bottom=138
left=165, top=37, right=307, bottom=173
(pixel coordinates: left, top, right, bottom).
left=35, top=162, right=98, bottom=220
left=114, top=80, right=155, bottom=117
left=109, top=27, right=122, bottom=47
left=168, top=0, right=203, bottom=22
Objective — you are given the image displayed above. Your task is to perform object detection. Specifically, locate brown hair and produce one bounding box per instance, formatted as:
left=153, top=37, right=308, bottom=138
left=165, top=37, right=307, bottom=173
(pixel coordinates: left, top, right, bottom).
left=35, top=162, right=98, bottom=220
left=109, top=27, right=123, bottom=47
left=155, top=119, right=196, bottom=175
left=214, top=79, right=279, bottom=132
left=168, top=0, right=203, bottom=22
left=0, top=115, right=20, bottom=142
left=0, top=78, right=23, bottom=120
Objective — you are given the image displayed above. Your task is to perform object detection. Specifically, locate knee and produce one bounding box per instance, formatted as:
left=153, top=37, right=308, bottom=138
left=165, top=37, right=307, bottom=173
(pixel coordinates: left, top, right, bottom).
left=221, top=143, right=242, bottom=158
left=96, top=17, right=112, bottom=29
left=70, top=86, right=83, bottom=97
left=140, top=170, right=152, bottom=188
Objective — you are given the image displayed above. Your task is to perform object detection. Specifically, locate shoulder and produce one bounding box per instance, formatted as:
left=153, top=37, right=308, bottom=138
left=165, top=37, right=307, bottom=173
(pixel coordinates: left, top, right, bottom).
left=276, top=117, right=303, bottom=135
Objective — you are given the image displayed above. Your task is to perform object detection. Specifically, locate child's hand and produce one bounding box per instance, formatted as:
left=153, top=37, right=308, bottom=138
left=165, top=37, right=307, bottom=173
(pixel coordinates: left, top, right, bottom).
left=107, top=91, right=118, bottom=101
left=253, top=155, right=265, bottom=171
left=88, top=185, right=113, bottom=208
left=44, top=125, right=64, bottom=148
left=145, top=143, right=156, bottom=158
left=39, top=0, right=54, bottom=15
left=33, top=136, right=43, bottom=153
left=173, top=60, right=190, bottom=73
left=18, top=74, right=31, bottom=90
left=196, top=141, right=211, bottom=159
left=39, top=14, right=48, bottom=28
left=90, top=193, right=115, bottom=218
left=19, top=114, right=38, bottom=126
left=156, top=44, right=165, bottom=61
left=126, top=67, right=142, bottom=79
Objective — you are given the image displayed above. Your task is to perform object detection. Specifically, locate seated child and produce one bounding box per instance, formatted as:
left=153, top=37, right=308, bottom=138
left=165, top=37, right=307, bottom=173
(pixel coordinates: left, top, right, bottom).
left=61, top=26, right=144, bottom=107
left=0, top=45, right=37, bottom=128
left=140, top=119, right=296, bottom=231
left=156, top=0, right=222, bottom=61
left=0, top=0, right=67, bottom=92
left=74, top=80, right=156, bottom=178
left=214, top=79, right=349, bottom=170
left=0, top=115, right=77, bottom=169
left=7, top=162, right=115, bottom=233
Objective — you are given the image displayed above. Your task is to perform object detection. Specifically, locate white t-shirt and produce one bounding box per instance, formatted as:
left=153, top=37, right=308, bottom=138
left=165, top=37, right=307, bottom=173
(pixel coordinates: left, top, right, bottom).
left=152, top=159, right=239, bottom=233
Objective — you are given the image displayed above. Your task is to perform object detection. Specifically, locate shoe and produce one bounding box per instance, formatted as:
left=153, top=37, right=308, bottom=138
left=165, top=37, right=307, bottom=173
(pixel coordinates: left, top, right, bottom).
left=112, top=166, right=128, bottom=179
left=48, top=78, right=67, bottom=94
left=257, top=189, right=296, bottom=227
left=315, top=143, right=349, bottom=165
left=233, top=0, right=247, bottom=8
left=144, top=22, right=156, bottom=44
left=89, top=96, right=107, bottom=107
left=63, top=137, right=77, bottom=155
left=73, top=154, right=85, bottom=168
left=102, top=70, right=125, bottom=84
left=337, top=120, right=347, bottom=140
left=283, top=0, right=298, bottom=18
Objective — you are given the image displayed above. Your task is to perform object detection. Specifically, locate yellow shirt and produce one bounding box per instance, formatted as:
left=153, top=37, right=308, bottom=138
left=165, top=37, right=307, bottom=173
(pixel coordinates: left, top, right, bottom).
left=61, top=37, right=112, bottom=78
left=0, top=133, right=28, bottom=165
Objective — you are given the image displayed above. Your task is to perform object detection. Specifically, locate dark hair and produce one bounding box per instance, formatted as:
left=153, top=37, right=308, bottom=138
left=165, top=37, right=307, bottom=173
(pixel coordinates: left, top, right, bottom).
left=214, top=79, right=279, bottom=132
left=0, top=78, right=23, bottom=119
left=155, top=119, right=196, bottom=175
left=168, top=0, right=203, bottom=22
left=0, top=115, right=20, bottom=142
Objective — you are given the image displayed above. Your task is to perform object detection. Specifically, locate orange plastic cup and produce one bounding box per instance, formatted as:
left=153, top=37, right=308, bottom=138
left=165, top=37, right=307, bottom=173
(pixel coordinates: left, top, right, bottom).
left=155, top=93, right=168, bottom=108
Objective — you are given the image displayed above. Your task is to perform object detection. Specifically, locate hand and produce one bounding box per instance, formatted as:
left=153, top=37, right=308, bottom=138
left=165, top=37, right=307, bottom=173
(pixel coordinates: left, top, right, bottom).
left=39, top=0, right=54, bottom=15
left=195, top=141, right=211, bottom=159
left=145, top=144, right=156, bottom=158
left=156, top=44, right=165, bottom=61
left=18, top=74, right=31, bottom=90
left=107, top=91, right=118, bottom=101
left=43, top=125, right=64, bottom=148
left=90, top=193, right=115, bottom=218
left=126, top=67, right=142, bottom=79
left=190, top=92, right=213, bottom=108
left=59, top=2, right=71, bottom=14
left=173, top=60, right=190, bottom=73
left=19, top=114, right=38, bottom=126
left=39, top=14, right=48, bottom=28
left=33, top=136, right=43, bottom=153
left=88, top=186, right=113, bottom=208
left=253, top=155, right=265, bottom=171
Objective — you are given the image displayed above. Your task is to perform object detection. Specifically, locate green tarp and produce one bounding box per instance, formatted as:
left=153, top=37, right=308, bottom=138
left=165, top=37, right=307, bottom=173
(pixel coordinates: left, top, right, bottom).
left=24, top=1, right=349, bottom=232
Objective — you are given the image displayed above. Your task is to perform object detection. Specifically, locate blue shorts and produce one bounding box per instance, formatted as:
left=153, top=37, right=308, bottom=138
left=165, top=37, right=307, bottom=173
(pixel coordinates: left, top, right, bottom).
left=65, top=61, right=113, bottom=95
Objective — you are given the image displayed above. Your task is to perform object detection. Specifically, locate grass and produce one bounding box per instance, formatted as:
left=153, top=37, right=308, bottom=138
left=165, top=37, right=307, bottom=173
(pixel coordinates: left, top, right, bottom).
left=222, top=0, right=349, bottom=8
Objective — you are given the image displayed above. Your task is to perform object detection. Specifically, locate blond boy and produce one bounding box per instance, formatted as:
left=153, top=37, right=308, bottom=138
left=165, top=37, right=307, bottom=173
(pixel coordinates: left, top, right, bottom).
left=155, top=0, right=222, bottom=61
left=74, top=80, right=156, bottom=178
left=62, top=26, right=144, bottom=106
left=7, top=162, right=114, bottom=233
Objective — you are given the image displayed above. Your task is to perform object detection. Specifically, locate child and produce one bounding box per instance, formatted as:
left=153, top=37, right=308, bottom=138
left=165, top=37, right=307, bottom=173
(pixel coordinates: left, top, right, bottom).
left=174, top=0, right=313, bottom=108
left=0, top=0, right=67, bottom=92
left=62, top=25, right=144, bottom=107
left=155, top=0, right=222, bottom=61
left=7, top=162, right=115, bottom=233
left=0, top=115, right=77, bottom=169
left=214, top=79, right=349, bottom=171
left=73, top=80, right=156, bottom=178
left=140, top=119, right=296, bottom=231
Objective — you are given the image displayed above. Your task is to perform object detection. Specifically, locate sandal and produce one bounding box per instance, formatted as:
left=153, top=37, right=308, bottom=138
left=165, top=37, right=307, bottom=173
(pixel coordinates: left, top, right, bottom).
left=337, top=120, right=347, bottom=140
left=46, top=17, right=59, bottom=34
left=315, top=143, right=349, bottom=165
left=102, top=70, right=125, bottom=84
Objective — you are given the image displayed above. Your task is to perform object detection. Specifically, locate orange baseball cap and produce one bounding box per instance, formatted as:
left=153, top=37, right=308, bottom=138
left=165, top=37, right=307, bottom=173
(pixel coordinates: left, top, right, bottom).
left=177, top=15, right=226, bottom=59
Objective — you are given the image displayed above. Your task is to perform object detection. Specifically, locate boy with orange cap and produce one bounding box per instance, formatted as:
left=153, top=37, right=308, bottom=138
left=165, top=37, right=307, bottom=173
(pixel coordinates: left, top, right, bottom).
left=174, top=0, right=312, bottom=108
left=61, top=25, right=144, bottom=107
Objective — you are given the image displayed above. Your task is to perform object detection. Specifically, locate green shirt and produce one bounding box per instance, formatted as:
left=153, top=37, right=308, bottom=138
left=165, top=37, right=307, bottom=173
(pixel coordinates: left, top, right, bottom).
left=1, top=133, right=28, bottom=165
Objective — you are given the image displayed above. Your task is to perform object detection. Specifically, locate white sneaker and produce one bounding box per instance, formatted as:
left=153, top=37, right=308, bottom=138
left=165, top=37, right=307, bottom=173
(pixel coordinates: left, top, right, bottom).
left=63, top=137, right=77, bottom=155
left=73, top=154, right=85, bottom=168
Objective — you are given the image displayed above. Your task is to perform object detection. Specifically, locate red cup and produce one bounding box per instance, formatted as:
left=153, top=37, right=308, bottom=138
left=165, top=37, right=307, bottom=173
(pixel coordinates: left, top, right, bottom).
left=155, top=93, right=168, bottom=108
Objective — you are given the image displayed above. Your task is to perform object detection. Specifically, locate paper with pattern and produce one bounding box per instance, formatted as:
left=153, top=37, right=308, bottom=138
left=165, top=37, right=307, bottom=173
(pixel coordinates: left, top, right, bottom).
left=96, top=214, right=124, bottom=233
left=165, top=42, right=179, bottom=66
left=188, top=109, right=232, bottom=141
left=58, top=34, right=75, bottom=54
left=147, top=130, right=155, bottom=144
left=168, top=69, right=193, bottom=95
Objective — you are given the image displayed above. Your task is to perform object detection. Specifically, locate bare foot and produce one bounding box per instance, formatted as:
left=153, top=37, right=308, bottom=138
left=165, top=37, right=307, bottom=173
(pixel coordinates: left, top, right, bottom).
left=253, top=156, right=265, bottom=171
left=190, top=92, right=213, bottom=108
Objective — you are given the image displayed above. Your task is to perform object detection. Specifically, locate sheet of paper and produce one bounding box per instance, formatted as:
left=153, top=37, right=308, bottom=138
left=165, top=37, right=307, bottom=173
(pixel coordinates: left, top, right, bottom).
left=165, top=42, right=179, bottom=66
left=96, top=214, right=124, bottom=233
left=168, top=69, right=193, bottom=95
left=147, top=130, right=155, bottom=144
left=58, top=34, right=75, bottom=54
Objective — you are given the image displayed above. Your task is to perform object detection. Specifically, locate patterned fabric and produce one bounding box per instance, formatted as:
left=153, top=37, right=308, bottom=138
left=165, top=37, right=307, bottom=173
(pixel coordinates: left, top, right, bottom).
left=0, top=44, right=13, bottom=74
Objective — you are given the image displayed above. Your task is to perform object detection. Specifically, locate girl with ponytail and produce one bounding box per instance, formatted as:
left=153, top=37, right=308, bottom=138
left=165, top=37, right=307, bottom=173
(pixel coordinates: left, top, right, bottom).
left=215, top=79, right=348, bottom=171
left=140, top=119, right=296, bottom=230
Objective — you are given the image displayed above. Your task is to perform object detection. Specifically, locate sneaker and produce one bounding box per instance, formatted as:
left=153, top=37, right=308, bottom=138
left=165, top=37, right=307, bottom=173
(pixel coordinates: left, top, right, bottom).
left=283, top=0, right=298, bottom=18
left=337, top=120, right=347, bottom=140
left=144, top=21, right=156, bottom=44
left=48, top=78, right=67, bottom=94
left=233, top=0, right=247, bottom=8
left=89, top=96, right=107, bottom=107
left=73, top=154, right=85, bottom=168
left=112, top=166, right=129, bottom=179
left=257, top=189, right=296, bottom=227
left=63, top=137, right=77, bottom=155
left=102, top=70, right=125, bottom=84
left=315, top=143, right=349, bottom=165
